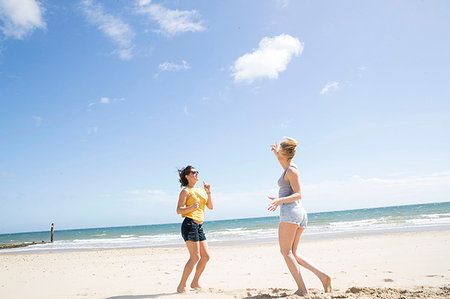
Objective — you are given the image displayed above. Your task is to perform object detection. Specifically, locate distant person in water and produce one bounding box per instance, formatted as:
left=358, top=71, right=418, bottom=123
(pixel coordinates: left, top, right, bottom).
left=268, top=137, right=331, bottom=296
left=176, top=165, right=214, bottom=293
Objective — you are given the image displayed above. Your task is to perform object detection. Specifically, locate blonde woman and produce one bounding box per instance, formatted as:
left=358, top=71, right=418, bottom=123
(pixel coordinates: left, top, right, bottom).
left=176, top=165, right=213, bottom=293
left=268, top=137, right=331, bottom=296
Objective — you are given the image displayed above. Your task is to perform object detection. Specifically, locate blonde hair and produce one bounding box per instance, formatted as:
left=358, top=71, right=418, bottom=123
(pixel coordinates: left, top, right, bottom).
left=280, top=137, right=299, bottom=162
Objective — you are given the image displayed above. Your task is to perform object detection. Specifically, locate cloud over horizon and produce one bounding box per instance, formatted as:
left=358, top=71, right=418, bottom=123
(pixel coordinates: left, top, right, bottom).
left=231, top=34, right=303, bottom=84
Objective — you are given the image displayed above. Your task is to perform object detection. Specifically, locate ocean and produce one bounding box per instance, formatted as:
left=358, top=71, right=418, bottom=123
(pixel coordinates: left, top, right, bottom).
left=1, top=202, right=449, bottom=254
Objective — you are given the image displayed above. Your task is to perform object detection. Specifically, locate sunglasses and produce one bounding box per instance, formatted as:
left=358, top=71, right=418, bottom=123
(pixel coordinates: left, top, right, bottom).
left=191, top=170, right=199, bottom=175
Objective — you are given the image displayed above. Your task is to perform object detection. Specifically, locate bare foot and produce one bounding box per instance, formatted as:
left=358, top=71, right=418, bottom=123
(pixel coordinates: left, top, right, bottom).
left=177, top=285, right=187, bottom=293
left=190, top=282, right=202, bottom=290
left=294, top=289, right=308, bottom=297
left=320, top=275, right=332, bottom=293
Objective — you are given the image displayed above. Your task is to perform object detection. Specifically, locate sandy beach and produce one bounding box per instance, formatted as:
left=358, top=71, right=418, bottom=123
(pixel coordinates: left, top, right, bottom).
left=1, top=230, right=449, bottom=299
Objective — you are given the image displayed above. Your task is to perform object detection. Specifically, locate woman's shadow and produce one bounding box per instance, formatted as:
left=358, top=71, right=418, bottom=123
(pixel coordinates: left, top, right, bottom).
left=105, top=292, right=178, bottom=299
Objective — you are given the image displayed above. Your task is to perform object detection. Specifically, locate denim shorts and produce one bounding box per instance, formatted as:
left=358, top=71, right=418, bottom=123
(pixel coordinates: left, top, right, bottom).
left=181, top=217, right=206, bottom=242
left=280, top=202, right=308, bottom=227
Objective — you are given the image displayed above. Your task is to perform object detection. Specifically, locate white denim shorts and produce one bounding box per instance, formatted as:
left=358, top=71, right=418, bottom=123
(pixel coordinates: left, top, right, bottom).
left=280, top=202, right=308, bottom=227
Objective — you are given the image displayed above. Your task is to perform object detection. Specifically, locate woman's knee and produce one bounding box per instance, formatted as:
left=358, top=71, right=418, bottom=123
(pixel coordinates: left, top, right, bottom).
left=280, top=248, right=292, bottom=257
left=189, top=254, right=201, bottom=263
left=200, top=253, right=210, bottom=262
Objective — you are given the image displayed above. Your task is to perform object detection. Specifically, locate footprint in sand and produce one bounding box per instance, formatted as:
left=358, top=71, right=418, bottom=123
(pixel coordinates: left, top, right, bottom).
left=383, top=278, right=394, bottom=282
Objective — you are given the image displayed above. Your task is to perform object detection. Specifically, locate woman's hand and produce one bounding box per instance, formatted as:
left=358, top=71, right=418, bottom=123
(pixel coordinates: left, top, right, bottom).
left=271, top=142, right=280, bottom=159
left=203, top=181, right=211, bottom=194
left=191, top=202, right=200, bottom=210
left=267, top=196, right=280, bottom=212
left=204, top=181, right=214, bottom=210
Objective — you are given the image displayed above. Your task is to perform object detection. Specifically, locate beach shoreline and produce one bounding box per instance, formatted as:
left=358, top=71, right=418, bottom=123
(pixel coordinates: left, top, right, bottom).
left=2, top=202, right=448, bottom=255
left=1, top=225, right=449, bottom=255
left=1, top=229, right=449, bottom=298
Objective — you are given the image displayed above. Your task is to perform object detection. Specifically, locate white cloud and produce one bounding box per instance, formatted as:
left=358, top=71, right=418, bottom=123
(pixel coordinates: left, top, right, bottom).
left=231, top=34, right=303, bottom=84
left=158, top=60, right=190, bottom=71
left=124, top=189, right=173, bottom=202
left=358, top=65, right=368, bottom=72
left=180, top=172, right=449, bottom=219
left=280, top=119, right=292, bottom=128
left=277, top=0, right=289, bottom=8
left=100, top=97, right=110, bottom=104
left=87, top=97, right=125, bottom=110
left=189, top=172, right=450, bottom=219
left=218, top=86, right=230, bottom=101
left=88, top=125, right=99, bottom=134
left=320, top=81, right=339, bottom=95
left=33, top=116, right=43, bottom=127
left=302, top=172, right=450, bottom=212
left=0, top=0, right=45, bottom=39
left=136, top=0, right=205, bottom=36
left=81, top=0, right=135, bottom=60
left=357, top=65, right=368, bottom=78
left=113, top=171, right=450, bottom=222
left=203, top=188, right=279, bottom=220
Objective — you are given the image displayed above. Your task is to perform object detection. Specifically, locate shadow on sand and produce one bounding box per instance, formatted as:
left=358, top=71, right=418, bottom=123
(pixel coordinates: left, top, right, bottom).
left=105, top=293, right=178, bottom=299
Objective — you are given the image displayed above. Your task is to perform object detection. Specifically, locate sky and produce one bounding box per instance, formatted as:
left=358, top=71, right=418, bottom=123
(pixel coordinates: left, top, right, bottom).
left=0, top=0, right=449, bottom=234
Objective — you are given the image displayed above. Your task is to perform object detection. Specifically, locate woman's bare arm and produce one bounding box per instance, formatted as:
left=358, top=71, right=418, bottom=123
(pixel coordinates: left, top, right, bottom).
left=267, top=167, right=302, bottom=211
left=176, top=189, right=198, bottom=214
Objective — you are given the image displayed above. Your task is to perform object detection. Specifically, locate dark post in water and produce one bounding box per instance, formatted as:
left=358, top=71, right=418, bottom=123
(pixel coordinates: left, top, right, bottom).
left=51, top=223, right=54, bottom=243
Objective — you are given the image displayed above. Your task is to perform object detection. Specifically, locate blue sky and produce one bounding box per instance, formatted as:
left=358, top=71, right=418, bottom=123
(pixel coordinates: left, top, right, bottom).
left=1, top=0, right=449, bottom=234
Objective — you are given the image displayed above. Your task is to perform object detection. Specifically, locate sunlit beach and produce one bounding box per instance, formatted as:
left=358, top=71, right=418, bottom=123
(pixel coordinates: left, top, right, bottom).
left=1, top=0, right=449, bottom=298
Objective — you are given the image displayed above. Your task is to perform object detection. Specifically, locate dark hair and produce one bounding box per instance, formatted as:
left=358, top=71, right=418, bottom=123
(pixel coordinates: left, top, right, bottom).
left=178, top=165, right=195, bottom=187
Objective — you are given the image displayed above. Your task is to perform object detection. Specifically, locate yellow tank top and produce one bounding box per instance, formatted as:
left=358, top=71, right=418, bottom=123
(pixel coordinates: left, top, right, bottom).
left=181, top=187, right=208, bottom=223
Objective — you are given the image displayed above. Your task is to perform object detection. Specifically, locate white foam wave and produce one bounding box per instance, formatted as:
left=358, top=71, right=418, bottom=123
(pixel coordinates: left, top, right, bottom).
left=2, top=211, right=449, bottom=254
left=120, top=234, right=135, bottom=238
left=421, top=213, right=450, bottom=219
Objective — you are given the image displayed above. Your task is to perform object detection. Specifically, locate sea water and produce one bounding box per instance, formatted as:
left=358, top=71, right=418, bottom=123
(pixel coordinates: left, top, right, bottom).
left=1, top=202, right=449, bottom=253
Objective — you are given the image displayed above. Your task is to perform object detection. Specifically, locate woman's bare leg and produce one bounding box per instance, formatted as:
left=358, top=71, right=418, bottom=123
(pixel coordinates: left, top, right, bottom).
left=279, top=222, right=308, bottom=296
left=191, top=241, right=210, bottom=289
left=177, top=241, right=200, bottom=293
left=292, top=227, right=332, bottom=293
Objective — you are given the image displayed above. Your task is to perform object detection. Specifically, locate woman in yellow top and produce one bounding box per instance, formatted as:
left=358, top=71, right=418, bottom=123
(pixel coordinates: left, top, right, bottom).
left=176, top=165, right=213, bottom=293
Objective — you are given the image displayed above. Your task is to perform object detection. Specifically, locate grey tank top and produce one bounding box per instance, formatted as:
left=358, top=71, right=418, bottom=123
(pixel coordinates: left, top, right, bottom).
left=278, top=164, right=299, bottom=198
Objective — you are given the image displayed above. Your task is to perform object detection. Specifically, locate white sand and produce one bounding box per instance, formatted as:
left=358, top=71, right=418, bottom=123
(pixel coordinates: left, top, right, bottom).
left=0, top=230, right=449, bottom=298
